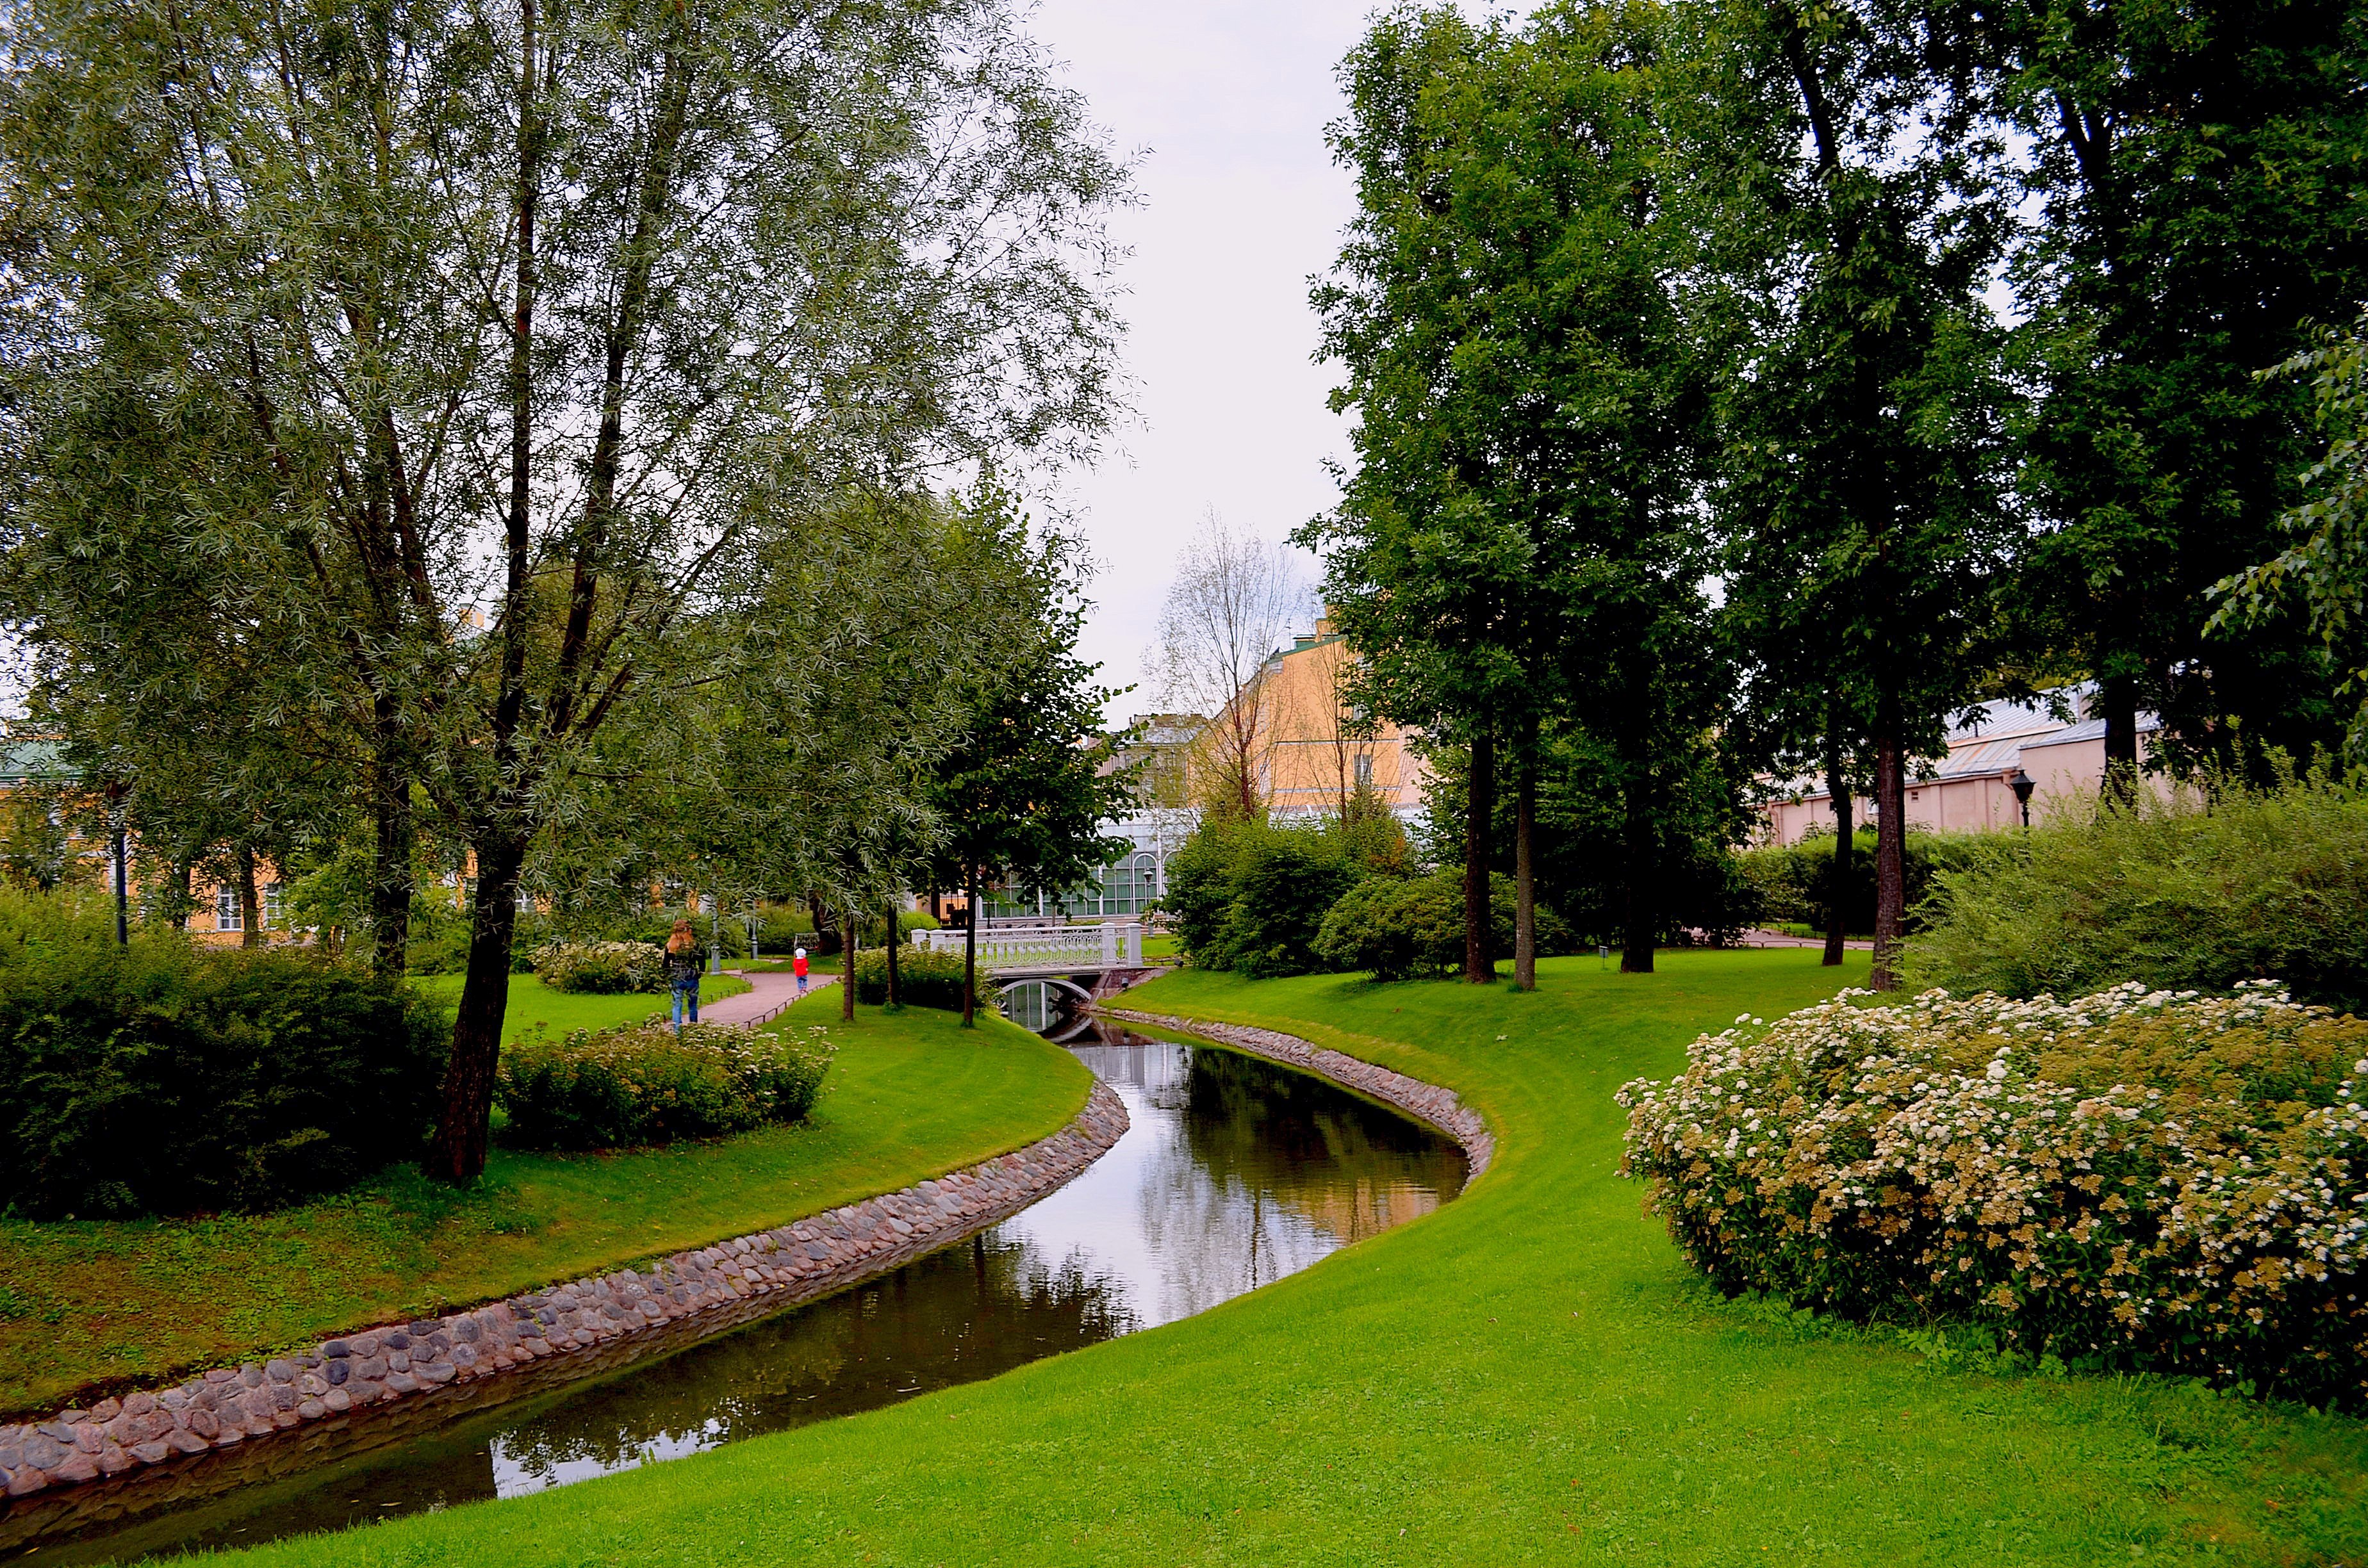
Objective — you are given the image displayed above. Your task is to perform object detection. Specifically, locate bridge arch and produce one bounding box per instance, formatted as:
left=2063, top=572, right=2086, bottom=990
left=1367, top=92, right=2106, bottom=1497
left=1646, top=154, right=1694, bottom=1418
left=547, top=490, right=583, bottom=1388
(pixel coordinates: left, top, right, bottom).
left=994, top=974, right=1094, bottom=1031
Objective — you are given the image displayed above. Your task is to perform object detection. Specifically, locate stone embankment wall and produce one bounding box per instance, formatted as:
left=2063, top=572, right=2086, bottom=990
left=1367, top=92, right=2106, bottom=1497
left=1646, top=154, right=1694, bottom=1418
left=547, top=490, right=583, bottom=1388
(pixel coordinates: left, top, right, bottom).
left=1098, top=1008, right=1494, bottom=1176
left=0, top=1081, right=1127, bottom=1503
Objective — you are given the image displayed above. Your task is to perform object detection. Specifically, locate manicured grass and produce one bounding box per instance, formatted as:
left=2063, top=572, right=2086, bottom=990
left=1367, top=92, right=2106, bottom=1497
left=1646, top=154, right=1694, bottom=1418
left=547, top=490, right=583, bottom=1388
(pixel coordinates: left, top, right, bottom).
left=227, top=950, right=2368, bottom=1567
left=1141, top=932, right=1181, bottom=960
left=408, top=971, right=752, bottom=1043
left=0, top=995, right=1088, bottom=1417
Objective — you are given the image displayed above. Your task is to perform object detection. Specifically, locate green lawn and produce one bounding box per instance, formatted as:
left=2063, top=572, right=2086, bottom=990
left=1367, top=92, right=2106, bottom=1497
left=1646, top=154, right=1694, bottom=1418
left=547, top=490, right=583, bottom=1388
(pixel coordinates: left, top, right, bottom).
left=408, top=970, right=752, bottom=1043
left=0, top=995, right=1088, bottom=1417
left=224, top=949, right=2368, bottom=1567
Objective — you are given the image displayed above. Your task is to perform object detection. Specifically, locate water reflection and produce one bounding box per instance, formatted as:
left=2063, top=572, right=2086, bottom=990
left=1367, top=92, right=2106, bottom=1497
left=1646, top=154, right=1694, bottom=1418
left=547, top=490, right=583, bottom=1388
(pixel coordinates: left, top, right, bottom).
left=4, top=1024, right=1464, bottom=1564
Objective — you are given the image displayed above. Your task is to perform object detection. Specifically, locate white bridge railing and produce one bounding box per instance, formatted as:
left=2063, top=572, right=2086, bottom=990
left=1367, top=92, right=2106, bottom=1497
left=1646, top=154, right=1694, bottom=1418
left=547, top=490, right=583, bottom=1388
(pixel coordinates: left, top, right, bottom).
left=913, top=922, right=1142, bottom=970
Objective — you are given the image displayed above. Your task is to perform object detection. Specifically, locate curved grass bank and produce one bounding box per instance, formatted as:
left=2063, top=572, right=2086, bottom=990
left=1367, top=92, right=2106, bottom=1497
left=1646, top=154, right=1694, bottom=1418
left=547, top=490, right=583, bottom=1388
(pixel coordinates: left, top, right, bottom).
left=1, top=997, right=1089, bottom=1417
left=218, top=952, right=2368, bottom=1565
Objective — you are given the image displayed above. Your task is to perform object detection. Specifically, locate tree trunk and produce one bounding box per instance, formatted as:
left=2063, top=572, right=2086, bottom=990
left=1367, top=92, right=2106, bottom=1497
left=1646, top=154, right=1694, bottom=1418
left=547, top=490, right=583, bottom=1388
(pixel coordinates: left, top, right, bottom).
left=1513, top=744, right=1536, bottom=993
left=841, top=906, right=857, bottom=1021
left=1870, top=720, right=1907, bottom=991
left=426, top=832, right=526, bottom=1184
left=1463, top=726, right=1496, bottom=984
left=962, top=863, right=979, bottom=1027
left=237, top=844, right=262, bottom=949
left=1620, top=780, right=1656, bottom=974
left=2099, top=671, right=2139, bottom=806
left=1824, top=756, right=1852, bottom=968
left=884, top=899, right=901, bottom=1008
left=426, top=0, right=538, bottom=1188
left=370, top=701, right=414, bottom=977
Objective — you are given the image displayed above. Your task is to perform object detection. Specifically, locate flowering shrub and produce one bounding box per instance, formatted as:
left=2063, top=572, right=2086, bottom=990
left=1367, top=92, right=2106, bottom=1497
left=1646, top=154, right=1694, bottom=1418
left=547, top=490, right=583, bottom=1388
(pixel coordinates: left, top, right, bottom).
left=529, top=940, right=665, bottom=994
left=497, top=1022, right=832, bottom=1150
left=850, top=945, right=967, bottom=1008
left=1619, top=982, right=2368, bottom=1405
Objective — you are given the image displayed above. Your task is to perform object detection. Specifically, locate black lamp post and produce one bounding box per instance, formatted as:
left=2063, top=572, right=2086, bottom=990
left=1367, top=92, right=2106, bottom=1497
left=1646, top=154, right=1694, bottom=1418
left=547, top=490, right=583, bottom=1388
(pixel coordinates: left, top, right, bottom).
left=2006, top=767, right=2035, bottom=829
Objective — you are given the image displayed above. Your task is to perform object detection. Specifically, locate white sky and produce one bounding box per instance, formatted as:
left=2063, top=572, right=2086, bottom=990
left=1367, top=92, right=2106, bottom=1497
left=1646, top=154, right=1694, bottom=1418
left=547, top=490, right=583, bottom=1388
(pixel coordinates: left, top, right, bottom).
left=1024, top=1, right=1376, bottom=724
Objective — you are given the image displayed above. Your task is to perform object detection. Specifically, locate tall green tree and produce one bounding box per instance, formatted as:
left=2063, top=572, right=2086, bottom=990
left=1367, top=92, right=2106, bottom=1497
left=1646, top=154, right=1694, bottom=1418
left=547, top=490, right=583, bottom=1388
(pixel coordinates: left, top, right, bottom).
left=0, top=0, right=1130, bottom=1180
left=1312, top=2, right=1718, bottom=978
left=1684, top=0, right=2018, bottom=988
left=921, top=499, right=1137, bottom=1026
left=1956, top=0, right=2368, bottom=780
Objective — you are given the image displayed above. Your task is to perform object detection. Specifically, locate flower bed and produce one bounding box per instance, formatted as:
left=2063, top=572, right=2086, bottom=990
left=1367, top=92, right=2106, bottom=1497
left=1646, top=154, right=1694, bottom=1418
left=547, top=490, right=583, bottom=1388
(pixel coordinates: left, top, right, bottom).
left=497, top=1022, right=832, bottom=1150
left=1618, top=982, right=2368, bottom=1405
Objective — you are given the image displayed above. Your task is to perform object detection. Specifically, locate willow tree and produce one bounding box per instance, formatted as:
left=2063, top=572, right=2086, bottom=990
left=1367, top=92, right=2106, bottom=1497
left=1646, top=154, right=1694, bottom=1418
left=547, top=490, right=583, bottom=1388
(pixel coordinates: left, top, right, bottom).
left=0, top=0, right=1128, bottom=1180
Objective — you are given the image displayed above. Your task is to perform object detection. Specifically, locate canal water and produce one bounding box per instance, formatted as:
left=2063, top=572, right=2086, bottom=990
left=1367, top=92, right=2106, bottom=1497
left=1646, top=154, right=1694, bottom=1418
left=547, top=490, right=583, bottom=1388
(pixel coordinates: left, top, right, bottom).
left=3, top=1020, right=1467, bottom=1564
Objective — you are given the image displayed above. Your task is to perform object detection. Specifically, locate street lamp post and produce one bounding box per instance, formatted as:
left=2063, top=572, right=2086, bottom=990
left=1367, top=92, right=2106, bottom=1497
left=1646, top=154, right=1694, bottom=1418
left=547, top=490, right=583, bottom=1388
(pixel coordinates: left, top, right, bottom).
left=2006, top=767, right=2036, bottom=829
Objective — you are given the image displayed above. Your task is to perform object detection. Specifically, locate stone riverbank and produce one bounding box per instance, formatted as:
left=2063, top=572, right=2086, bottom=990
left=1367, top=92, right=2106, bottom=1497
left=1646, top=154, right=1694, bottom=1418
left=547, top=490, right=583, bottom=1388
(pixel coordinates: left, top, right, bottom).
left=0, top=1081, right=1126, bottom=1512
left=1096, top=1008, right=1493, bottom=1176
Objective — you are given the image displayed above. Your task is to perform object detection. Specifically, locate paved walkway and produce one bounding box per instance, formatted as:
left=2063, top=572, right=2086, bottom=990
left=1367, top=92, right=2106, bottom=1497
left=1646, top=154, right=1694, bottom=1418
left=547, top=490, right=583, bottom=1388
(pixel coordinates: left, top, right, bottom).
left=698, top=968, right=836, bottom=1027
left=1728, top=927, right=1875, bottom=951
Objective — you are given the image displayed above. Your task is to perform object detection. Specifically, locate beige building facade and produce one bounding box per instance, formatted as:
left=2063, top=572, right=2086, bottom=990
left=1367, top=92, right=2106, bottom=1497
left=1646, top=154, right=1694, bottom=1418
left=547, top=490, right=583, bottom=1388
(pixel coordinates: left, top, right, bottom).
left=1755, top=696, right=2162, bottom=845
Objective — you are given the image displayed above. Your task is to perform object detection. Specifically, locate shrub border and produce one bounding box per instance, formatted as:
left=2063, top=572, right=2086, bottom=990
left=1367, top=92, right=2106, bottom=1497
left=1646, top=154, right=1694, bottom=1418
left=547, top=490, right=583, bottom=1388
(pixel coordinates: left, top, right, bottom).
left=0, top=1081, right=1127, bottom=1512
left=1096, top=1006, right=1495, bottom=1178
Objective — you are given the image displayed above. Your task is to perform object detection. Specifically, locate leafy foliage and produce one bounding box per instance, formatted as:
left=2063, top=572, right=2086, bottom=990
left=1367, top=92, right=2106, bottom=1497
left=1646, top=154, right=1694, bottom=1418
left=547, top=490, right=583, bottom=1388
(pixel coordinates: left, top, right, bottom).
left=0, top=938, right=448, bottom=1218
left=1165, top=820, right=1404, bottom=978
left=530, top=941, right=668, bottom=995
left=1739, top=828, right=2005, bottom=938
left=1902, top=774, right=2368, bottom=1012
left=1621, top=983, right=2368, bottom=1407
left=850, top=946, right=967, bottom=1009
left=1313, top=871, right=1574, bottom=982
left=495, top=1024, right=832, bottom=1152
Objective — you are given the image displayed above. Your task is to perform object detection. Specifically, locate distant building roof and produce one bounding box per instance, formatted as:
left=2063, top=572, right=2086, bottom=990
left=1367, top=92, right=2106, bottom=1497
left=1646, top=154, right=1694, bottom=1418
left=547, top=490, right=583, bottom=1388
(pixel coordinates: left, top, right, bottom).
left=1766, top=689, right=2160, bottom=803
left=0, top=737, right=74, bottom=787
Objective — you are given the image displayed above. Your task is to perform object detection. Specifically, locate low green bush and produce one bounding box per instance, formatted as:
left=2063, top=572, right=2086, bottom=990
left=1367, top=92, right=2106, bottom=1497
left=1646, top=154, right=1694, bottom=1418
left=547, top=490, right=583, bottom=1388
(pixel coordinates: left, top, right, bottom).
left=530, top=938, right=666, bottom=994
left=850, top=945, right=967, bottom=1008
left=1902, top=772, right=2368, bottom=1011
left=1739, top=826, right=2002, bottom=937
left=495, top=1021, right=833, bottom=1151
left=1313, top=870, right=1574, bottom=981
left=1620, top=982, right=2368, bottom=1407
left=1165, top=819, right=1401, bottom=977
left=0, top=935, right=448, bottom=1218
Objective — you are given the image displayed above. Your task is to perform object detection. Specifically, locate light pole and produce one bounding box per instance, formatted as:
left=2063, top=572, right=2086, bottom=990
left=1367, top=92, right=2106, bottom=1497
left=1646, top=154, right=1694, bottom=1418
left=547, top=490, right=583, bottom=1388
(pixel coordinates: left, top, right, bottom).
left=106, top=781, right=127, bottom=947
left=2007, top=767, right=2035, bottom=829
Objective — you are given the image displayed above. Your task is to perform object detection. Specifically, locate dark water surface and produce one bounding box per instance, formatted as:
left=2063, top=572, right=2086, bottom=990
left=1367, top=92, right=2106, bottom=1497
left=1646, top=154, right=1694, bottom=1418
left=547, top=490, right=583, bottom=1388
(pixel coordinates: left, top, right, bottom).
left=3, top=1023, right=1465, bottom=1564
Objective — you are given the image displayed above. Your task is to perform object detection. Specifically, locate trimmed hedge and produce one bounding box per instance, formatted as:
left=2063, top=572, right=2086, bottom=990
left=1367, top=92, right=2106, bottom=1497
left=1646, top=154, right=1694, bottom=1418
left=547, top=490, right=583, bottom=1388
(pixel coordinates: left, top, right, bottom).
left=850, top=945, right=968, bottom=1009
left=496, top=1021, right=832, bottom=1151
left=0, top=940, right=448, bottom=1218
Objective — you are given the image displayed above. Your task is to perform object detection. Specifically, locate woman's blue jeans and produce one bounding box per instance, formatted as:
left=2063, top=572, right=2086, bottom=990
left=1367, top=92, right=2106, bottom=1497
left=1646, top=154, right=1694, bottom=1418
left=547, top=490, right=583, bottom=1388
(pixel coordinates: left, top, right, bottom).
left=671, top=981, right=700, bottom=1027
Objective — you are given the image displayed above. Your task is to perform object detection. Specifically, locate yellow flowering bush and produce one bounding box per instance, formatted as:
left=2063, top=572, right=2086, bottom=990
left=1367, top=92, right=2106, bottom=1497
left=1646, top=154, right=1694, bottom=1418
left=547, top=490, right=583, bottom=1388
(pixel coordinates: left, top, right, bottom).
left=1619, top=982, right=2368, bottom=1405
left=497, top=1022, right=832, bottom=1150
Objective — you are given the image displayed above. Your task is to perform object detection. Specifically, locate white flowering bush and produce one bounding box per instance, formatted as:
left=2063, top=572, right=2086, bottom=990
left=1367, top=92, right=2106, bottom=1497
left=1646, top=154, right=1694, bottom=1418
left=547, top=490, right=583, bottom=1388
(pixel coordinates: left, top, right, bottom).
left=1619, top=982, right=2368, bottom=1405
left=497, top=1022, right=832, bottom=1150
left=529, top=939, right=666, bottom=994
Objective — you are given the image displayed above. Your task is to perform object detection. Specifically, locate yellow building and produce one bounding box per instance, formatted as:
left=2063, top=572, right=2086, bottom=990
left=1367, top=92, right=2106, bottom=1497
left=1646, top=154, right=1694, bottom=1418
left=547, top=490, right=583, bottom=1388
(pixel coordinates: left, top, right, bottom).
left=1231, top=619, right=1429, bottom=825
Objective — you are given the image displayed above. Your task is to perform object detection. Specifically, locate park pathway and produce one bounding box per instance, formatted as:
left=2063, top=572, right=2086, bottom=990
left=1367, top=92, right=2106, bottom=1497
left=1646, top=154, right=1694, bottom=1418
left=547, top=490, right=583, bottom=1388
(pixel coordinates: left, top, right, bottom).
left=699, top=968, right=835, bottom=1028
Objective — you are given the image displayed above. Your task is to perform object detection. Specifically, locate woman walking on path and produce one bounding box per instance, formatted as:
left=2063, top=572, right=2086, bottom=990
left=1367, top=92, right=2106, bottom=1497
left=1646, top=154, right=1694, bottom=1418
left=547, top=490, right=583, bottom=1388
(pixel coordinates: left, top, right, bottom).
left=666, top=919, right=703, bottom=1031
left=793, top=947, right=810, bottom=997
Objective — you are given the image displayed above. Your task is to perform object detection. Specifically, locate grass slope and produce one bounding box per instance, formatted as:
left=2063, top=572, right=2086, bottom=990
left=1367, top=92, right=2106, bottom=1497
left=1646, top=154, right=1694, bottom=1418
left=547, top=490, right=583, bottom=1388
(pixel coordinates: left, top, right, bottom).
left=0, top=996, right=1087, bottom=1417
left=220, top=950, right=2368, bottom=1567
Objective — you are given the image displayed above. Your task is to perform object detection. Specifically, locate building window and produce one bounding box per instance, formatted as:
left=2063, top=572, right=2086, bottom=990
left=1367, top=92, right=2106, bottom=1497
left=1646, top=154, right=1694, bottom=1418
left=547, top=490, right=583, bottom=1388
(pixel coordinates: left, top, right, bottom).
left=263, top=881, right=285, bottom=929
left=1354, top=753, right=1374, bottom=789
left=216, top=885, right=242, bottom=932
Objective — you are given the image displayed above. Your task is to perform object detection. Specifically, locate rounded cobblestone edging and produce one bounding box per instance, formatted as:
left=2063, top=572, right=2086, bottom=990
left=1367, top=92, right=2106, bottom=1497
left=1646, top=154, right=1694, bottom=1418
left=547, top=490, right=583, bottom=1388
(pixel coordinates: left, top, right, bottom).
left=1095, top=1008, right=1493, bottom=1176
left=0, top=1081, right=1128, bottom=1505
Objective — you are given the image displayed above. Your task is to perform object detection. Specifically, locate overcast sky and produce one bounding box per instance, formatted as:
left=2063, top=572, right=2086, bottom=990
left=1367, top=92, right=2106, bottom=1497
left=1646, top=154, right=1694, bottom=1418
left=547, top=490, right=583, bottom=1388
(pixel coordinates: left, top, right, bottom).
left=1024, top=1, right=1377, bottom=724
